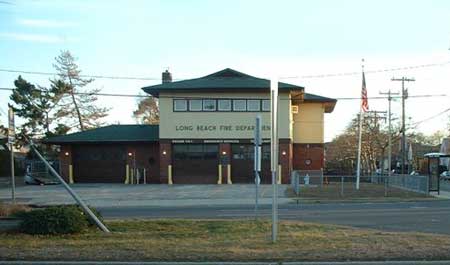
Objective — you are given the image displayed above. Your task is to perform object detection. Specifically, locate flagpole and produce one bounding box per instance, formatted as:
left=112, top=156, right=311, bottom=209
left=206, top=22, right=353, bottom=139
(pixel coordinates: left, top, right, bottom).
left=356, top=59, right=365, bottom=190
left=356, top=107, right=363, bottom=190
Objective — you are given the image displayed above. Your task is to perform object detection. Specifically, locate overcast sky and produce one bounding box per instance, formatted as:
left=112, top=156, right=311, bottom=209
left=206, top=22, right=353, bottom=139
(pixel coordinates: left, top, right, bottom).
left=1, top=0, right=449, bottom=141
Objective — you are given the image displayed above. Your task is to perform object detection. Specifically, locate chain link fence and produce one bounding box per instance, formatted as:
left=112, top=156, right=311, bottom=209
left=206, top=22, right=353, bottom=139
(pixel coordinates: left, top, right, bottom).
left=290, top=171, right=430, bottom=199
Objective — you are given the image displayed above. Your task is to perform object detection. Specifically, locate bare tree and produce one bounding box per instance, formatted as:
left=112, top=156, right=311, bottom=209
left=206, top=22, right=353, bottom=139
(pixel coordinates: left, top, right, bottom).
left=52, top=50, right=109, bottom=131
left=133, top=97, right=159, bottom=125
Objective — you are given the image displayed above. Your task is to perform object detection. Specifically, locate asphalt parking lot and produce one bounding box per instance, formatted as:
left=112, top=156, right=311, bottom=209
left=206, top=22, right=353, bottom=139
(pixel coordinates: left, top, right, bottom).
left=0, top=183, right=291, bottom=207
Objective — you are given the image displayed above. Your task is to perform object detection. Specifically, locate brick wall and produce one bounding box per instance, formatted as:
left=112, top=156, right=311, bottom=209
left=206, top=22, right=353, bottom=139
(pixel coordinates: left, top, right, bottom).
left=159, top=141, right=171, bottom=184
left=279, top=142, right=292, bottom=183
left=293, top=143, right=324, bottom=170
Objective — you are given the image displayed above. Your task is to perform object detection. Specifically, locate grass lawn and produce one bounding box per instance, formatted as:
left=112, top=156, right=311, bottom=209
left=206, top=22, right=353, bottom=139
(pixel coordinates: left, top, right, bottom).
left=286, top=182, right=434, bottom=202
left=1, top=219, right=450, bottom=261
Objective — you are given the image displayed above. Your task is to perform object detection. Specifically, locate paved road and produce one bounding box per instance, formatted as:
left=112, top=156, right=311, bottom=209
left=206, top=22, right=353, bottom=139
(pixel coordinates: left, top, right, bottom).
left=99, top=199, right=450, bottom=235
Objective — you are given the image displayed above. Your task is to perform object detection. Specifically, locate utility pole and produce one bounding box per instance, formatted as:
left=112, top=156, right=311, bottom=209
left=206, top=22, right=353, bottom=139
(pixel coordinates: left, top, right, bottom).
left=380, top=90, right=400, bottom=176
left=391, top=77, right=415, bottom=174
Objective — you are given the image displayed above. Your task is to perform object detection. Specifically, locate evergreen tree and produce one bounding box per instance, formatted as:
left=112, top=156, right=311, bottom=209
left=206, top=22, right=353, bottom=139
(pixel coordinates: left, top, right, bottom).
left=9, top=76, right=65, bottom=140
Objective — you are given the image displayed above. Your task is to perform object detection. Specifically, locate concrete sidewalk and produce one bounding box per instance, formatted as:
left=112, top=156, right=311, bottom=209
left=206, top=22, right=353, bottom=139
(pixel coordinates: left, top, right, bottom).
left=0, top=184, right=291, bottom=207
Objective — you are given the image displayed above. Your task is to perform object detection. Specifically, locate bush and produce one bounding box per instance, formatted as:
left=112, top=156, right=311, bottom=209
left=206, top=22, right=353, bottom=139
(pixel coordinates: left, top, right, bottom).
left=17, top=205, right=103, bottom=235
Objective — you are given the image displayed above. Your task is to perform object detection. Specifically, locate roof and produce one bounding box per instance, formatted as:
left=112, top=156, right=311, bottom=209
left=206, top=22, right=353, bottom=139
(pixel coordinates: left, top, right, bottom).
left=303, top=93, right=337, bottom=113
left=43, top=125, right=159, bottom=144
left=142, top=68, right=304, bottom=97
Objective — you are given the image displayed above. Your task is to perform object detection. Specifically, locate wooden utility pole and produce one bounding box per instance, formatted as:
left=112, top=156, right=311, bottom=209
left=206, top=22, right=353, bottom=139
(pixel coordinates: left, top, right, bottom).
left=391, top=77, right=415, bottom=174
left=380, top=90, right=400, bottom=176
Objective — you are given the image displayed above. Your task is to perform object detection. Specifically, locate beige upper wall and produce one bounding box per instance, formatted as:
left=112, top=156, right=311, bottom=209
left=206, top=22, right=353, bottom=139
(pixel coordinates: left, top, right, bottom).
left=159, top=91, right=291, bottom=139
left=292, top=103, right=325, bottom=143
left=159, top=91, right=326, bottom=143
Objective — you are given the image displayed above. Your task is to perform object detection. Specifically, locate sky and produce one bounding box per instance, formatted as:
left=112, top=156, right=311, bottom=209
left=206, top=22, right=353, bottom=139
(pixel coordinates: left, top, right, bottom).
left=0, top=0, right=449, bottom=141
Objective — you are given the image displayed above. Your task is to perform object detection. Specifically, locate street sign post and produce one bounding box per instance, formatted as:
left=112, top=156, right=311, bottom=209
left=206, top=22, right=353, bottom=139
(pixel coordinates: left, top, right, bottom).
left=8, top=107, right=15, bottom=203
left=254, top=115, right=262, bottom=220
left=270, top=77, right=279, bottom=243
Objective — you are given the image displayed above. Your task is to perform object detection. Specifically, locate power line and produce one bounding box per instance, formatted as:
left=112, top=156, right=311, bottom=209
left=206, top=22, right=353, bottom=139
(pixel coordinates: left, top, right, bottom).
left=411, top=107, right=450, bottom=126
left=0, top=87, right=446, bottom=101
left=1, top=60, right=449, bottom=81
left=280, top=61, right=450, bottom=79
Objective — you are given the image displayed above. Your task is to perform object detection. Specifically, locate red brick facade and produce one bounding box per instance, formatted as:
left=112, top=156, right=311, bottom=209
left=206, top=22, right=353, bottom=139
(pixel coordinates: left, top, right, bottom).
left=278, top=142, right=292, bottom=183
left=293, top=143, right=324, bottom=171
left=159, top=141, right=172, bottom=184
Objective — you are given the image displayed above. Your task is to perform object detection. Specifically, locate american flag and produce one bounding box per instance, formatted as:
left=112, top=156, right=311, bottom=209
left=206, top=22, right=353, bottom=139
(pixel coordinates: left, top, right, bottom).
left=361, top=72, right=369, bottom=112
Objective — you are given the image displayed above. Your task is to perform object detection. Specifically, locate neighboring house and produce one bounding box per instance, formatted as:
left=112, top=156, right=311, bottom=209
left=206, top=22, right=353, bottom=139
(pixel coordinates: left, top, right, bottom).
left=45, top=68, right=336, bottom=184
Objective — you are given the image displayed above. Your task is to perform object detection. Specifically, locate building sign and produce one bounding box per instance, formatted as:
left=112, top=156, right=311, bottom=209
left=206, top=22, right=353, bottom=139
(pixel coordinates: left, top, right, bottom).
left=175, top=124, right=271, bottom=132
left=8, top=108, right=15, bottom=144
left=170, top=139, right=273, bottom=144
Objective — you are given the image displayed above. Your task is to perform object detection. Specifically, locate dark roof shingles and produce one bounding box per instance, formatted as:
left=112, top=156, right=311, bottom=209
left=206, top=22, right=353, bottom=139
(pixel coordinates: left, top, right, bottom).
left=44, top=125, right=159, bottom=144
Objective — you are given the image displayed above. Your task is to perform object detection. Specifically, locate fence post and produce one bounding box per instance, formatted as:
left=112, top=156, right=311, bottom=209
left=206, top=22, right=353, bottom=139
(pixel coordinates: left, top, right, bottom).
left=384, top=175, right=387, bottom=197
left=340, top=176, right=344, bottom=197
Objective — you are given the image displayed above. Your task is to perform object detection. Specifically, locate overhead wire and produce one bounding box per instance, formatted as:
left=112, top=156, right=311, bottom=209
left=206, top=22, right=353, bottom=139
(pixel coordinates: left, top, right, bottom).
left=0, top=60, right=449, bottom=81
left=0, top=87, right=447, bottom=101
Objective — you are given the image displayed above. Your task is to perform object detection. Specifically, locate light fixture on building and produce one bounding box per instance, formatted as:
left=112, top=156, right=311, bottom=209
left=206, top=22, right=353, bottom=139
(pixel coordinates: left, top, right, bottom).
left=281, top=151, right=287, bottom=156
left=64, top=152, right=69, bottom=156
left=162, top=150, right=167, bottom=155
left=222, top=151, right=227, bottom=155
left=128, top=152, right=133, bottom=157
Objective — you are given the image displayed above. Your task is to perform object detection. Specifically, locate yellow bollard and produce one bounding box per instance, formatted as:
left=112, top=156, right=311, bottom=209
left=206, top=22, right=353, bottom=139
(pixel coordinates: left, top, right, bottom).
left=217, top=164, right=222, bottom=184
left=227, top=164, right=232, bottom=184
left=278, top=165, right=282, bottom=184
left=124, top=164, right=130, bottom=184
left=69, top=165, right=74, bottom=184
left=168, top=165, right=173, bottom=185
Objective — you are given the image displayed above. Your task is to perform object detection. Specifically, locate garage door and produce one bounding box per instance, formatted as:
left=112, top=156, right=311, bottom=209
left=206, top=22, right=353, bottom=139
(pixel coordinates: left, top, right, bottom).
left=73, top=145, right=126, bottom=183
left=172, top=144, right=219, bottom=184
left=231, top=144, right=271, bottom=183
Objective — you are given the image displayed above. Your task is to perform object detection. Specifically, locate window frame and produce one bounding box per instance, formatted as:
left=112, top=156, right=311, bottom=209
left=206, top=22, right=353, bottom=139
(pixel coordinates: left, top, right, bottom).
left=262, top=99, right=271, bottom=112
left=247, top=99, right=261, bottom=112
left=173, top=99, right=188, bottom=112
left=217, top=99, right=232, bottom=111
left=202, top=99, right=217, bottom=111
left=189, top=99, right=203, bottom=112
left=232, top=99, right=247, bottom=112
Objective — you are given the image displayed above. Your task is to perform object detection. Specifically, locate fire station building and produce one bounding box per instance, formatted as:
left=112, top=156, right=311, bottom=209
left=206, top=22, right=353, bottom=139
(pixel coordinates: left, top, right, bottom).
left=45, top=68, right=336, bottom=184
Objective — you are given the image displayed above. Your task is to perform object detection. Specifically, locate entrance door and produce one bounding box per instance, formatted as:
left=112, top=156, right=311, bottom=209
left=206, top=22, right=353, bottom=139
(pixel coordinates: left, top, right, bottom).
left=73, top=145, right=126, bottom=183
left=231, top=144, right=271, bottom=183
left=172, top=144, right=219, bottom=184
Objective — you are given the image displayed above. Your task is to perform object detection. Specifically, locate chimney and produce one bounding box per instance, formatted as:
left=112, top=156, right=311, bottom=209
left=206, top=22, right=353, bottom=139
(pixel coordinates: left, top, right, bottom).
left=162, top=69, right=172, bottom=84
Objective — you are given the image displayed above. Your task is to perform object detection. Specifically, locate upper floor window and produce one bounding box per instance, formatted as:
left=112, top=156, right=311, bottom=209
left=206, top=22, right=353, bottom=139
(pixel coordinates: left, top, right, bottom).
left=173, top=98, right=271, bottom=112
left=189, top=99, right=202, bottom=111
left=233, top=99, right=246, bottom=111
left=203, top=99, right=216, bottom=111
left=247, top=99, right=261, bottom=111
left=218, top=99, right=232, bottom=111
left=174, top=99, right=187, bottom=111
left=262, top=99, right=270, bottom=111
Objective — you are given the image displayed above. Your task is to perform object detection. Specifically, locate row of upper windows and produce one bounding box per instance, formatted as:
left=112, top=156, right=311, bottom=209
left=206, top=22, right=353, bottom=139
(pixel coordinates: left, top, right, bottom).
left=173, top=99, right=271, bottom=112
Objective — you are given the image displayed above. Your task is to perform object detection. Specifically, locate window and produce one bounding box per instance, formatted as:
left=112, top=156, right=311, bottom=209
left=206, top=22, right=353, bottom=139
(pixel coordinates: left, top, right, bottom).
left=189, top=99, right=202, bottom=111
left=233, top=99, right=246, bottom=111
left=174, top=99, right=187, bottom=111
left=262, top=99, right=270, bottom=111
left=203, top=99, right=216, bottom=111
left=218, top=99, right=231, bottom=111
left=247, top=99, right=261, bottom=111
